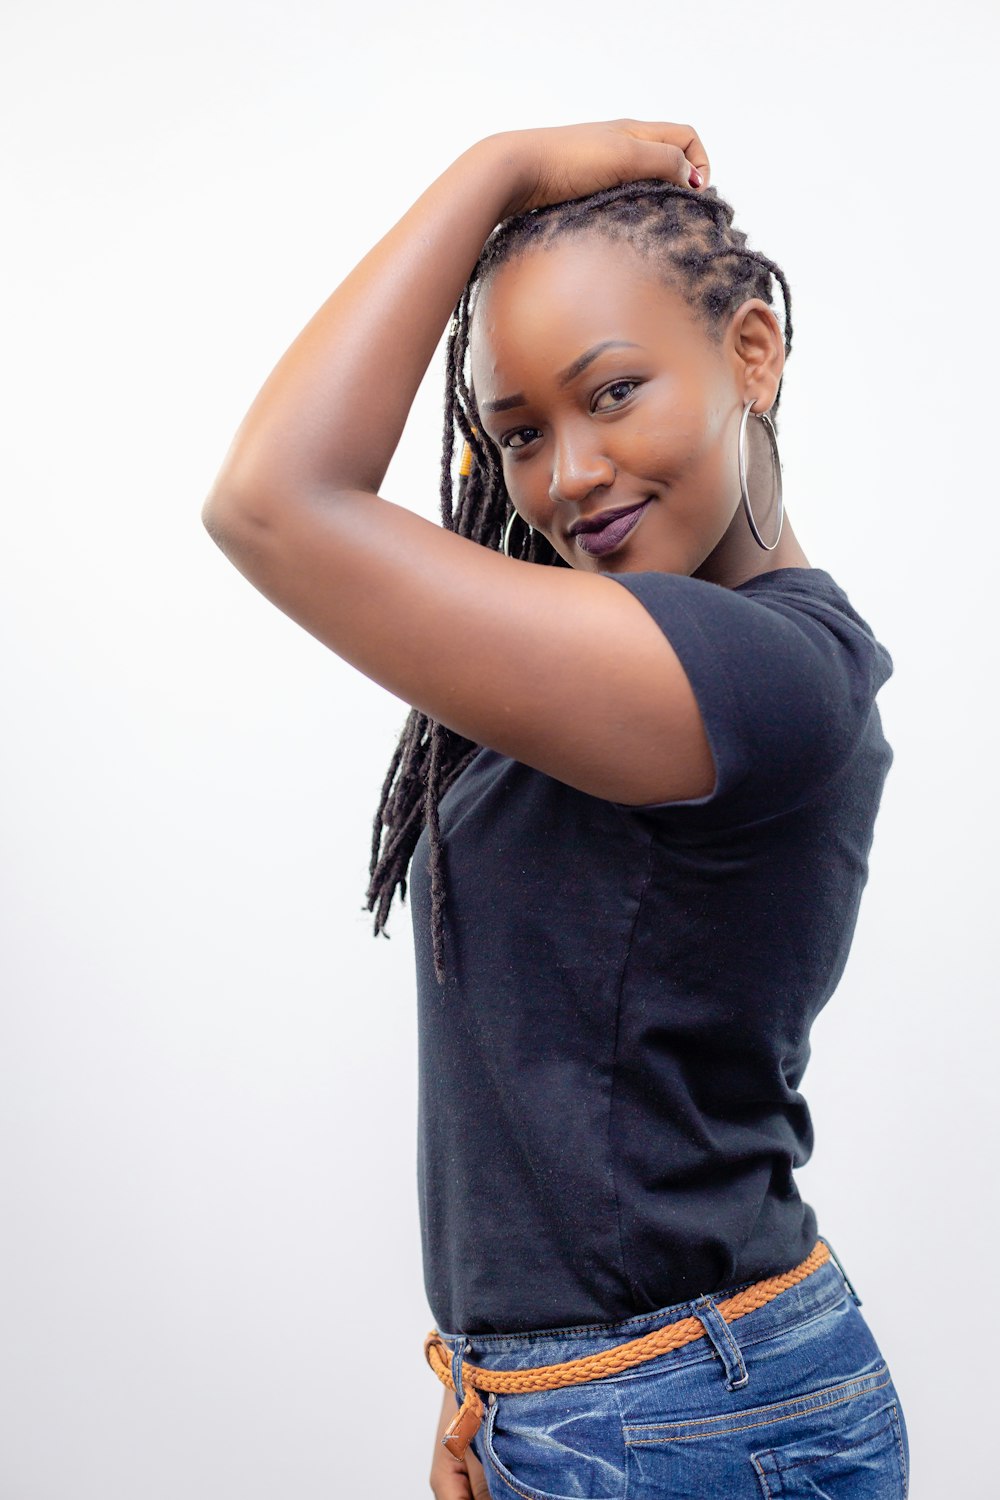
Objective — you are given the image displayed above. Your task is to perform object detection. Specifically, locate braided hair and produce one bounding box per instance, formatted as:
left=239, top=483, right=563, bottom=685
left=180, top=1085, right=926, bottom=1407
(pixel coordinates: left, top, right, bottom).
left=364, top=177, right=793, bottom=984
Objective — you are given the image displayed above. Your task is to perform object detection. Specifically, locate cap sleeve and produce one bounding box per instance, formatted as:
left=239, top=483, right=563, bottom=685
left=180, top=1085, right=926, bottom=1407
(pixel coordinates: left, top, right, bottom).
left=605, top=569, right=894, bottom=825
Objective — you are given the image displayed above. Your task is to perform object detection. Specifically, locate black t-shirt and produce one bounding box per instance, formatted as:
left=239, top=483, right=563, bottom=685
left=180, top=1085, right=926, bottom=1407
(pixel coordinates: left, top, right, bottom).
left=409, top=566, right=894, bottom=1337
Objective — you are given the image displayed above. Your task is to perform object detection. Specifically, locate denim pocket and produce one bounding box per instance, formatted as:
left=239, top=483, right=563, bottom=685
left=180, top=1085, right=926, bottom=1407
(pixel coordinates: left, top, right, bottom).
left=750, top=1399, right=909, bottom=1498
left=622, top=1361, right=907, bottom=1499
left=483, top=1386, right=628, bottom=1500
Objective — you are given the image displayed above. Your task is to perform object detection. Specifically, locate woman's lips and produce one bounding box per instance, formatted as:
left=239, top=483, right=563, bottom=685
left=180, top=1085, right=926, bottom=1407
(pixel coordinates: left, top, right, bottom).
left=573, top=500, right=652, bottom=556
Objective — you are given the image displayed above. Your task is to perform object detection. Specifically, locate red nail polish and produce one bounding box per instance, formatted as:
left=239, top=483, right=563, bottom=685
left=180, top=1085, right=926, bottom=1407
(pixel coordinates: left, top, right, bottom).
left=689, top=168, right=703, bottom=188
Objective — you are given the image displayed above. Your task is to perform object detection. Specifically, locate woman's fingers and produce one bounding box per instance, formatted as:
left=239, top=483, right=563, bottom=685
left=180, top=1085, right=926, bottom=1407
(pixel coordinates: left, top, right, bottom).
left=634, top=137, right=701, bottom=188
left=464, top=1442, right=492, bottom=1499
left=429, top=1443, right=490, bottom=1500
left=615, top=119, right=710, bottom=189
left=430, top=1442, right=473, bottom=1498
left=502, top=118, right=711, bottom=215
left=430, top=1389, right=491, bottom=1499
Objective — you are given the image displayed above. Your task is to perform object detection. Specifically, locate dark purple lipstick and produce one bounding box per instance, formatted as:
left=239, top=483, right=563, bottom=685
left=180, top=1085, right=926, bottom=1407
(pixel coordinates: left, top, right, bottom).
left=572, top=500, right=652, bottom=556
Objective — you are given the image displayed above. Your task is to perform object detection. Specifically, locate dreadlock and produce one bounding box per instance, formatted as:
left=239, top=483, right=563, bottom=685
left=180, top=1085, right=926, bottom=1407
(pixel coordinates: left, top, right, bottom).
left=364, top=176, right=793, bottom=985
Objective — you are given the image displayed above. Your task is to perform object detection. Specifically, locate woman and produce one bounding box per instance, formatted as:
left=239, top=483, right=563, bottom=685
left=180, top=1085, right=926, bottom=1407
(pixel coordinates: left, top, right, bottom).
left=202, top=120, right=908, bottom=1499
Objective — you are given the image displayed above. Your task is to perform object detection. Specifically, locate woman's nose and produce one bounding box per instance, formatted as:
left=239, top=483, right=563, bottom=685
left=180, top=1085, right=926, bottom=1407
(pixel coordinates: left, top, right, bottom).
left=548, top=434, right=615, bottom=506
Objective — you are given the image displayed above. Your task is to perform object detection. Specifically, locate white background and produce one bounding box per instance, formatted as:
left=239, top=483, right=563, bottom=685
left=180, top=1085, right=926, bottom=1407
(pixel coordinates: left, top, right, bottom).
left=2, top=1, right=995, bottom=1495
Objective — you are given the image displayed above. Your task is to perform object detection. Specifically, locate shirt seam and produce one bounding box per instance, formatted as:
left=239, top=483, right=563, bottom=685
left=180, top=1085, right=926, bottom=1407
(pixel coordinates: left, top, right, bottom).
left=606, top=826, right=656, bottom=1305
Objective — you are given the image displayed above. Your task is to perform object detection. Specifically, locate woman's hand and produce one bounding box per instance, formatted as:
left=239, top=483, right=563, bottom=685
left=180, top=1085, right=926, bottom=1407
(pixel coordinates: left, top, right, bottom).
left=430, top=1389, right=491, bottom=1499
left=491, top=118, right=711, bottom=218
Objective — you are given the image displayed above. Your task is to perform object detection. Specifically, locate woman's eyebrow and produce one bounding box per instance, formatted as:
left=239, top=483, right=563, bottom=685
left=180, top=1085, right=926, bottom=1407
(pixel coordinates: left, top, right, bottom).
left=482, top=340, right=643, bottom=415
left=557, top=339, right=643, bottom=388
left=482, top=391, right=528, bottom=416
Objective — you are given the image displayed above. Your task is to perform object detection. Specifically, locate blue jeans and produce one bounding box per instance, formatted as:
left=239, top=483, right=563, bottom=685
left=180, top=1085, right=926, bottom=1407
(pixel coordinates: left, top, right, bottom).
left=438, top=1240, right=910, bottom=1498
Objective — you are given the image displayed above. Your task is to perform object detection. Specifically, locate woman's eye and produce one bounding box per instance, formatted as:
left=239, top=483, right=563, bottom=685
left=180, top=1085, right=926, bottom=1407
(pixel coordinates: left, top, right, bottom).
left=500, top=427, right=540, bottom=451
left=498, top=382, right=638, bottom=449
left=594, top=379, right=639, bottom=410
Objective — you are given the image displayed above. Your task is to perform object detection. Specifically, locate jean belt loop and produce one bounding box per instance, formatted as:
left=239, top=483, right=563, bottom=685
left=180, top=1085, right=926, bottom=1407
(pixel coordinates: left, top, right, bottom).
left=821, top=1237, right=864, bottom=1307
left=694, top=1294, right=749, bottom=1391
left=450, top=1337, right=471, bottom=1405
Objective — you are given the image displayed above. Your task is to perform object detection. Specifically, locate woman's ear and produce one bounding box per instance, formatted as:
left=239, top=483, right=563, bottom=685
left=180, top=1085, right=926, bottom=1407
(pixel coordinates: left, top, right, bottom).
left=730, top=297, right=786, bottom=413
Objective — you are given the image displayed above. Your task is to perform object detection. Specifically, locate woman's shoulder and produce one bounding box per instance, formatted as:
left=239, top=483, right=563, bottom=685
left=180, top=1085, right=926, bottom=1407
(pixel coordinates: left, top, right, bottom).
left=616, top=563, right=893, bottom=679
left=732, top=566, right=893, bottom=672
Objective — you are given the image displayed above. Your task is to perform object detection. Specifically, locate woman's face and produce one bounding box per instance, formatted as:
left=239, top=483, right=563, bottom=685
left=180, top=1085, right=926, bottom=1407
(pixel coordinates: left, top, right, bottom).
left=468, top=233, right=784, bottom=579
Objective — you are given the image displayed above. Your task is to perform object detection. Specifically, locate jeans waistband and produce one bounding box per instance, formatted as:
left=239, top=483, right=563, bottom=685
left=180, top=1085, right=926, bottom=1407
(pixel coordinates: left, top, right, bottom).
left=436, top=1236, right=861, bottom=1372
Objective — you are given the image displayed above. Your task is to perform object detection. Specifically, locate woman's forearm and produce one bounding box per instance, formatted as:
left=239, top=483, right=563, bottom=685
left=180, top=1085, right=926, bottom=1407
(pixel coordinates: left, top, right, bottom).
left=205, top=135, right=527, bottom=518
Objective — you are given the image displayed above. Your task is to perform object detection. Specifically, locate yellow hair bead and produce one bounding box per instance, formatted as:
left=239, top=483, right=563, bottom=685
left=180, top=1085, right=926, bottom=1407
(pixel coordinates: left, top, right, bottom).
left=459, top=441, right=473, bottom=478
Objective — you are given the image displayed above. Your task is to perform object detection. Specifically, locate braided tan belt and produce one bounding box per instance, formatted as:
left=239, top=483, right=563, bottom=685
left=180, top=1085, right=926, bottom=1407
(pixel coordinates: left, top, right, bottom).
left=424, top=1238, right=831, bottom=1460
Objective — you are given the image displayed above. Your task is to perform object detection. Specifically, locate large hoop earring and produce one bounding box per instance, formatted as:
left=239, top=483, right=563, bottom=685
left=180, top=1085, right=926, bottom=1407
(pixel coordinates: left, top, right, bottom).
left=502, top=507, right=534, bottom=558
left=738, top=398, right=784, bottom=551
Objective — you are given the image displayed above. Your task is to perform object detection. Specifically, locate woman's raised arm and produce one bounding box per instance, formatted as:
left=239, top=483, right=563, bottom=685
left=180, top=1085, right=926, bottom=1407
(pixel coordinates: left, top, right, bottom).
left=201, top=122, right=717, bottom=806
